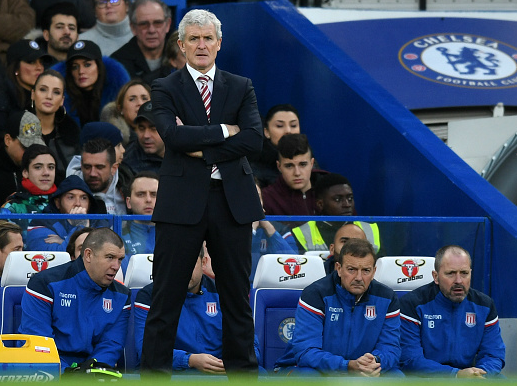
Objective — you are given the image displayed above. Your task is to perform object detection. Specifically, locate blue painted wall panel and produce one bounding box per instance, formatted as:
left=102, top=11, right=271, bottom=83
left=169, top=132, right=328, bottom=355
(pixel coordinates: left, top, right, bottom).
left=318, top=18, right=517, bottom=109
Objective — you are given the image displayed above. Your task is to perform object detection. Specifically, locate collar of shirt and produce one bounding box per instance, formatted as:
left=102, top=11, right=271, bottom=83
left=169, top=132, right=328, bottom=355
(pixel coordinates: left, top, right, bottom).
left=186, top=63, right=216, bottom=94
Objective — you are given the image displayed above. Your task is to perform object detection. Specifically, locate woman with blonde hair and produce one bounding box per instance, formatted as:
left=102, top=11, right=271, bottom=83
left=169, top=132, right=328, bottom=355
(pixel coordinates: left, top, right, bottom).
left=100, top=79, right=151, bottom=145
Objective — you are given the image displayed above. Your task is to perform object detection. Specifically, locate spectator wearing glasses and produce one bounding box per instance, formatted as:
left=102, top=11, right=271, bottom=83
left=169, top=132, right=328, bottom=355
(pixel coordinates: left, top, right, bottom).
left=111, top=0, right=172, bottom=85
left=80, top=0, right=133, bottom=57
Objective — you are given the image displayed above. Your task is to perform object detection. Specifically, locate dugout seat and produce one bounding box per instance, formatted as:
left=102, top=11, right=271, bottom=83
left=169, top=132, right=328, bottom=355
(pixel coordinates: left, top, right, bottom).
left=124, top=254, right=153, bottom=289
left=251, top=288, right=301, bottom=371
left=251, top=254, right=324, bottom=371
left=253, top=254, right=325, bottom=289
left=304, top=250, right=331, bottom=260
left=121, top=254, right=153, bottom=372
left=374, top=256, right=435, bottom=297
left=0, top=251, right=70, bottom=335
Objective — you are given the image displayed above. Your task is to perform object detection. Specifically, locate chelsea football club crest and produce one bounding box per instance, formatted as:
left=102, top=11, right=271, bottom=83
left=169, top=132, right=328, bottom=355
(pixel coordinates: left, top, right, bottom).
left=206, top=302, right=218, bottom=317
left=278, top=317, right=296, bottom=343
left=399, top=33, right=517, bottom=89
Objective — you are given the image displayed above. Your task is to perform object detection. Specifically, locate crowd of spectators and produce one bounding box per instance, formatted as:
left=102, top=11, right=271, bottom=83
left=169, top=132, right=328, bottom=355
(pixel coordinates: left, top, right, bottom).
left=0, top=0, right=335, bottom=266
left=0, top=1, right=507, bottom=380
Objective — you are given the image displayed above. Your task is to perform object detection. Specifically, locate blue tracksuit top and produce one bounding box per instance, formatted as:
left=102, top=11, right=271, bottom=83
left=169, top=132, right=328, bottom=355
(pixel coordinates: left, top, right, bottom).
left=120, top=221, right=155, bottom=275
left=251, top=227, right=298, bottom=283
left=26, top=218, right=108, bottom=252
left=275, top=270, right=401, bottom=373
left=134, top=276, right=261, bottom=370
left=18, top=257, right=131, bottom=369
left=399, top=282, right=505, bottom=376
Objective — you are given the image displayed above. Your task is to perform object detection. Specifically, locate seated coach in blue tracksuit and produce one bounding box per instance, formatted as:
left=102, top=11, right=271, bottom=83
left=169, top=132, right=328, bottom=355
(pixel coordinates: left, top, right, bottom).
left=274, top=238, right=402, bottom=376
left=134, top=246, right=261, bottom=373
left=400, top=245, right=505, bottom=378
left=19, top=228, right=130, bottom=370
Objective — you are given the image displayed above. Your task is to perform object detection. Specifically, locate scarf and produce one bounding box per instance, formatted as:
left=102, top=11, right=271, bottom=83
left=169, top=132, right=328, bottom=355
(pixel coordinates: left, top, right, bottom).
left=21, top=178, right=57, bottom=196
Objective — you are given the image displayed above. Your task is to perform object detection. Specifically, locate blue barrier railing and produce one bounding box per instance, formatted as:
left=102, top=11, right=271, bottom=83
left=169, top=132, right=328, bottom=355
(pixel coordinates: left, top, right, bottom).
left=0, top=213, right=491, bottom=293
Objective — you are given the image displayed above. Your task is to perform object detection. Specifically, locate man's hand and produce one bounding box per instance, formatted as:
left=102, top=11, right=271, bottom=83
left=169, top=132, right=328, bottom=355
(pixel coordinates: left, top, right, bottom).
left=45, top=234, right=64, bottom=245
left=457, top=367, right=487, bottom=378
left=68, top=206, right=89, bottom=227
left=226, top=124, right=240, bottom=137
left=186, top=151, right=203, bottom=158
left=256, top=220, right=276, bottom=237
left=188, top=353, right=225, bottom=374
left=348, top=353, right=381, bottom=377
left=176, top=116, right=184, bottom=126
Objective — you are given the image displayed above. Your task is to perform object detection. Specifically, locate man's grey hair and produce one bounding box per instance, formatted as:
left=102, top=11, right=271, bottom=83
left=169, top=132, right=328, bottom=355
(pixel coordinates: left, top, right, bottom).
left=178, top=9, right=222, bottom=41
left=434, top=245, right=471, bottom=271
left=129, top=0, right=171, bottom=25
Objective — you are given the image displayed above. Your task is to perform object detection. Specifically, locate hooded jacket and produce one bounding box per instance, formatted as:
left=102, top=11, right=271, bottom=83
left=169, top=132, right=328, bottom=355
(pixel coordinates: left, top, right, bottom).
left=67, top=155, right=126, bottom=215
left=26, top=175, right=109, bottom=251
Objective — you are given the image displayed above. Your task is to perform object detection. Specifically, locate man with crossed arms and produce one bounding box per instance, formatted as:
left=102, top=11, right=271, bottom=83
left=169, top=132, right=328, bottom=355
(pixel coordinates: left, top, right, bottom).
left=140, top=9, right=264, bottom=376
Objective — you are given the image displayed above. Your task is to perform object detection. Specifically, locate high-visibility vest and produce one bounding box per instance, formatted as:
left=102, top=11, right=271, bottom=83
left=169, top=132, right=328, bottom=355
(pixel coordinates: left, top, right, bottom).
left=292, top=221, right=381, bottom=253
left=291, top=221, right=327, bottom=251
left=354, top=221, right=381, bottom=254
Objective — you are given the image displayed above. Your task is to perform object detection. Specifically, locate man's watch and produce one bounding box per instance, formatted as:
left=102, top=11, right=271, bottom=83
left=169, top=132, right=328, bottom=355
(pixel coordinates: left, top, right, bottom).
left=373, top=355, right=380, bottom=363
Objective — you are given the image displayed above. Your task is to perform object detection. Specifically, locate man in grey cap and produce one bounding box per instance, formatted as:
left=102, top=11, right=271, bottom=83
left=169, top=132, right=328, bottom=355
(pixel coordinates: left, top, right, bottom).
left=122, top=101, right=164, bottom=175
left=0, top=110, right=45, bottom=203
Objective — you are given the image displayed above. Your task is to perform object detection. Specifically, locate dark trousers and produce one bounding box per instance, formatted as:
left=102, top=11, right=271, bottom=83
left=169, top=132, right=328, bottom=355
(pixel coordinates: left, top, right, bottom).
left=140, top=183, right=258, bottom=376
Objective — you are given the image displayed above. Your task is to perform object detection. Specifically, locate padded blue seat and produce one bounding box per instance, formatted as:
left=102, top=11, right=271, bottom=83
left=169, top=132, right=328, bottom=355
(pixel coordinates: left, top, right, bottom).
left=251, top=288, right=302, bottom=370
left=1, top=251, right=70, bottom=335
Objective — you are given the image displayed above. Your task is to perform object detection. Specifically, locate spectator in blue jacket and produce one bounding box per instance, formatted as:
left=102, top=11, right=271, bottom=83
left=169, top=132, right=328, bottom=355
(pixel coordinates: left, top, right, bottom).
left=19, top=227, right=130, bottom=370
left=26, top=174, right=108, bottom=251
left=251, top=182, right=298, bottom=283
left=274, top=239, right=402, bottom=376
left=134, top=246, right=262, bottom=373
left=399, top=245, right=505, bottom=378
left=121, top=171, right=158, bottom=275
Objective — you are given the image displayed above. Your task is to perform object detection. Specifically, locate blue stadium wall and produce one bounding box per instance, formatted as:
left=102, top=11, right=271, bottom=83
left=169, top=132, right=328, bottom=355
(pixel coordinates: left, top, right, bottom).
left=181, top=1, right=517, bottom=317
